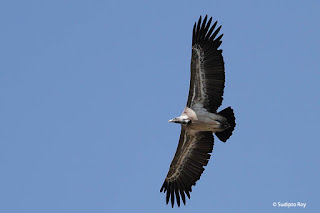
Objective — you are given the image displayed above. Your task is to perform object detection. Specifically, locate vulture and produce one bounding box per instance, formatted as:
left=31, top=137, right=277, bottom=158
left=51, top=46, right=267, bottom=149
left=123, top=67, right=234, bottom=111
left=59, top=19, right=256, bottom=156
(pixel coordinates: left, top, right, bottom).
left=160, top=15, right=236, bottom=207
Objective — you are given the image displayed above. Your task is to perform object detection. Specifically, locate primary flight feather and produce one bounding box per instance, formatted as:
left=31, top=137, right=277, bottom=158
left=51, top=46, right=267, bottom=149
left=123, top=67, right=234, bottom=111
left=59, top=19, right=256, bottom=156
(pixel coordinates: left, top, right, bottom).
left=160, top=15, right=236, bottom=207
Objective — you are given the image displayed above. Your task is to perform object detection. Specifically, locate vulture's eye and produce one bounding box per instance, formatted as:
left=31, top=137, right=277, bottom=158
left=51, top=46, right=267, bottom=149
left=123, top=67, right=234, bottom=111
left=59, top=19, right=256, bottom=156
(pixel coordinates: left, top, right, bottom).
left=182, top=119, right=191, bottom=125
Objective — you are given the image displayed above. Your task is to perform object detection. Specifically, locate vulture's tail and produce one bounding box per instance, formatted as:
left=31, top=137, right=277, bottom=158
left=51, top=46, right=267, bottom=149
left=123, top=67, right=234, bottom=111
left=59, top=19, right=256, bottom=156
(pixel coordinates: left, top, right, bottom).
left=215, top=107, right=236, bottom=142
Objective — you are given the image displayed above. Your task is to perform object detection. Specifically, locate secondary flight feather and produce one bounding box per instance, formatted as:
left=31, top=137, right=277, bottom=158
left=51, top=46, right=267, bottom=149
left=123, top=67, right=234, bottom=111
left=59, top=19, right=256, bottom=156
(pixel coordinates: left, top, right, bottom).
left=160, top=15, right=236, bottom=207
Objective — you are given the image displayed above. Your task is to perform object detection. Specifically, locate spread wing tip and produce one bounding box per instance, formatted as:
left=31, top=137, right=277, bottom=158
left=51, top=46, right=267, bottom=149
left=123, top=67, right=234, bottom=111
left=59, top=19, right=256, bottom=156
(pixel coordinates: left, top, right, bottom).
left=193, top=15, right=222, bottom=46
left=160, top=179, right=192, bottom=207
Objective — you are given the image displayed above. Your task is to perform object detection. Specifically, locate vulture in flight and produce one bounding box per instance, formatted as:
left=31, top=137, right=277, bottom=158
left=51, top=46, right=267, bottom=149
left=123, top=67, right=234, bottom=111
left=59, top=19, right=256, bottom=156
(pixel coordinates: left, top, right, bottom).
left=160, top=15, right=236, bottom=207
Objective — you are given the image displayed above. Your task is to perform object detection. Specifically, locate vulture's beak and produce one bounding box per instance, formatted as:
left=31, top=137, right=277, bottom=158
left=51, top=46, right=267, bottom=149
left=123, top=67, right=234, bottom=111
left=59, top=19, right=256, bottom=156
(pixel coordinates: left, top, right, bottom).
left=168, top=119, right=174, bottom=123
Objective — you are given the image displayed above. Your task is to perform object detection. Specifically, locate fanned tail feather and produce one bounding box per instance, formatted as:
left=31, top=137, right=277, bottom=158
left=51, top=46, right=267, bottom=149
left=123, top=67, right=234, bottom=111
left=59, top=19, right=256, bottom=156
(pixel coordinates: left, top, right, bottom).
left=215, top=107, right=236, bottom=142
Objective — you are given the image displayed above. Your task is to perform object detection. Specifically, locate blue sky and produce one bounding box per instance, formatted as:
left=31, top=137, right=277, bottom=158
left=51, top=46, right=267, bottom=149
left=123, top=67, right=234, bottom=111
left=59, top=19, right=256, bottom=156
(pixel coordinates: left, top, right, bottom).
left=1, top=0, right=319, bottom=212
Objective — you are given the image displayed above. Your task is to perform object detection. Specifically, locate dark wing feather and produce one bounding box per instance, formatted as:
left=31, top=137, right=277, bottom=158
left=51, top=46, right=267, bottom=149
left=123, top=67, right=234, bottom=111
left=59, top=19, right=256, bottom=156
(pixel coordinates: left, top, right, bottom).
left=187, top=15, right=225, bottom=113
left=160, top=127, right=214, bottom=207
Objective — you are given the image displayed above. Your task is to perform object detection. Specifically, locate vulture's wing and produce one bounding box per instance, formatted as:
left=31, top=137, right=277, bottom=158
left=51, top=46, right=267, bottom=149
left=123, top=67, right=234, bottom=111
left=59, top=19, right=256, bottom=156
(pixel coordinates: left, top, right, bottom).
left=160, top=127, right=214, bottom=207
left=187, top=15, right=225, bottom=113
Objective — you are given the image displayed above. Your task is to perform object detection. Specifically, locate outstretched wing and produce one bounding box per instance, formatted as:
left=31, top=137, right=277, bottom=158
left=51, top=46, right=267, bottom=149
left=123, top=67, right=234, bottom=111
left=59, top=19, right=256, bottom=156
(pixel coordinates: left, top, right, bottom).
left=187, top=15, right=225, bottom=113
left=160, top=127, right=214, bottom=207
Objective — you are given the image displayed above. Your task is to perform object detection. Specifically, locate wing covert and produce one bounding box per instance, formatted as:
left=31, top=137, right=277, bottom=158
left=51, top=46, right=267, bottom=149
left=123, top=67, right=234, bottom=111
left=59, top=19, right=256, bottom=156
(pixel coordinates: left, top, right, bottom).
left=160, top=127, right=214, bottom=207
left=187, top=15, right=225, bottom=113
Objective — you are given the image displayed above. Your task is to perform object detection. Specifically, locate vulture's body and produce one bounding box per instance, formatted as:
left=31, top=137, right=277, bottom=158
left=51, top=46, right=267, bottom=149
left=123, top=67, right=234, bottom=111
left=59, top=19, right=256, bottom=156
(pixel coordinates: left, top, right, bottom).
left=160, top=15, right=236, bottom=207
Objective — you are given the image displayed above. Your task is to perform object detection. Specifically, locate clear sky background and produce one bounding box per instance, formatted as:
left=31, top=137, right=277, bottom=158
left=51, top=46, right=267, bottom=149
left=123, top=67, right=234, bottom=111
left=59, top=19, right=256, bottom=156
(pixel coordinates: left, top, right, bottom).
left=0, top=0, right=319, bottom=212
